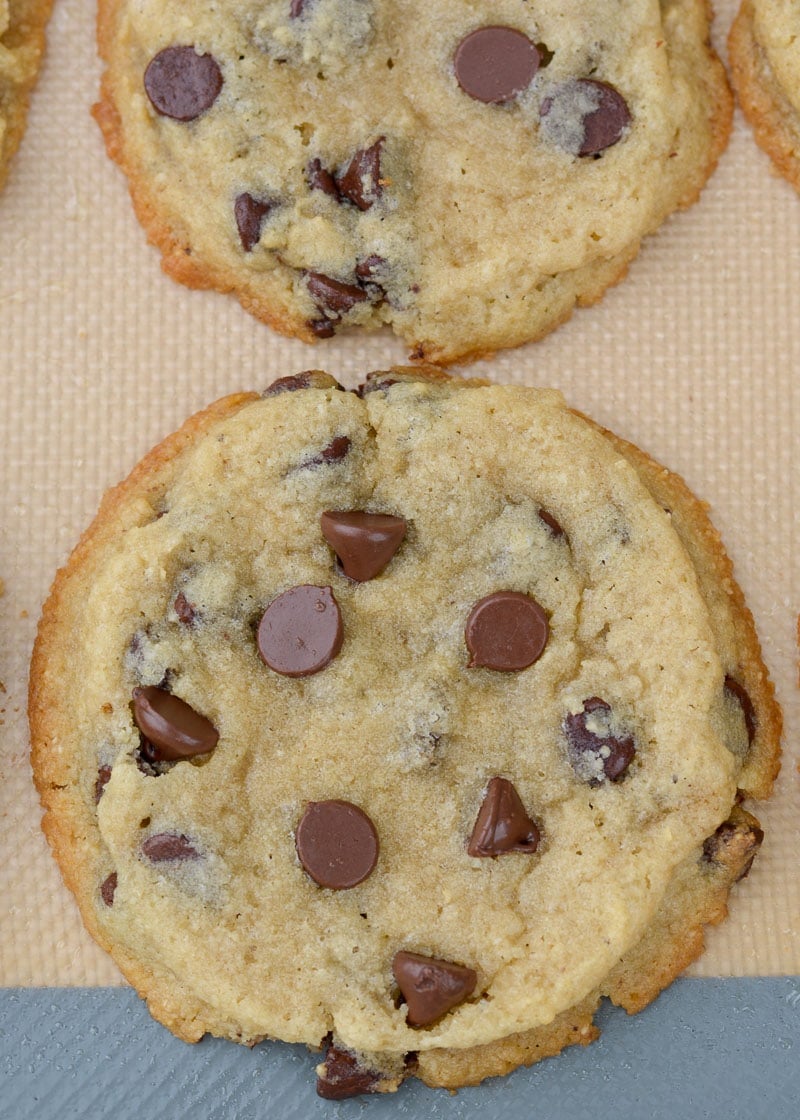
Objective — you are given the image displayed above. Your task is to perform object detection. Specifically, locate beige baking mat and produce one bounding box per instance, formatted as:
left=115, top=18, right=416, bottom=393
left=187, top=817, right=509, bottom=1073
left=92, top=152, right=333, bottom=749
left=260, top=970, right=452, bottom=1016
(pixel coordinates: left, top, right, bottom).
left=0, top=0, right=797, bottom=987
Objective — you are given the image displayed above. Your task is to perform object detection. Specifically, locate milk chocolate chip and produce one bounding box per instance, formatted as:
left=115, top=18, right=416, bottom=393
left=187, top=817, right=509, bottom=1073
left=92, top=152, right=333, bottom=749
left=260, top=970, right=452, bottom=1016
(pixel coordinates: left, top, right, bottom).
left=234, top=193, right=275, bottom=252
left=316, top=1044, right=384, bottom=1100
left=465, top=591, right=549, bottom=670
left=336, top=138, right=385, bottom=210
left=468, top=777, right=540, bottom=856
left=141, top=833, right=201, bottom=862
left=257, top=585, right=343, bottom=677
left=392, top=952, right=477, bottom=1027
left=541, top=79, right=631, bottom=156
left=320, top=510, right=406, bottom=581
left=144, top=46, right=223, bottom=122
left=454, top=26, right=539, bottom=103
left=564, top=697, right=635, bottom=784
left=296, top=800, right=378, bottom=889
left=306, top=272, right=368, bottom=317
left=132, top=686, right=219, bottom=762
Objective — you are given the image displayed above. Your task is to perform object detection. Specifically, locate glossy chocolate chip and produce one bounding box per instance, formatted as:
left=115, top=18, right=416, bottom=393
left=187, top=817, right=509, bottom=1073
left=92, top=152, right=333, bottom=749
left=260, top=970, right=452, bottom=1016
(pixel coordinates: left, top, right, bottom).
left=538, top=508, right=565, bottom=539
left=100, top=872, right=117, bottom=906
left=564, top=697, right=635, bottom=784
left=141, top=833, right=201, bottom=862
left=724, top=676, right=756, bottom=745
left=454, top=26, right=539, bottom=104
left=234, top=193, right=274, bottom=252
left=173, top=592, right=197, bottom=625
left=95, top=764, right=112, bottom=803
left=541, top=79, right=630, bottom=156
left=132, top=686, right=219, bottom=761
left=336, top=138, right=385, bottom=210
left=392, top=952, right=477, bottom=1027
left=316, top=1043, right=384, bottom=1100
left=320, top=510, right=406, bottom=581
left=257, top=585, right=343, bottom=677
left=306, top=272, right=368, bottom=317
left=307, top=158, right=339, bottom=197
left=465, top=591, right=549, bottom=671
left=144, top=46, right=223, bottom=122
left=467, top=777, right=540, bottom=857
left=296, top=800, right=378, bottom=889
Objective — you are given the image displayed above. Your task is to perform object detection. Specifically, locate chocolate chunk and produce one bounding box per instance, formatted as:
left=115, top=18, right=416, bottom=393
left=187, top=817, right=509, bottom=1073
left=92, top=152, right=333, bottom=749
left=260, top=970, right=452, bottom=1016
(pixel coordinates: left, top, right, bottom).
left=538, top=508, right=565, bottom=538
left=144, top=46, right=223, bottom=122
left=703, top=815, right=764, bottom=881
left=336, top=138, right=385, bottom=210
left=541, top=79, right=631, bottom=156
left=320, top=510, right=406, bottom=581
left=564, top=697, right=635, bottom=784
left=724, top=676, right=756, bottom=745
left=173, top=592, right=197, bottom=625
left=299, top=435, right=351, bottom=469
left=309, top=318, right=336, bottom=338
left=257, top=585, right=343, bottom=677
left=307, top=158, right=339, bottom=197
left=454, top=26, right=539, bottom=104
left=100, top=872, right=117, bottom=906
left=296, top=800, right=378, bottom=889
left=141, top=833, right=201, bottom=862
left=306, top=272, right=368, bottom=318
left=132, top=686, right=219, bottom=762
left=234, top=193, right=274, bottom=252
left=467, top=777, right=540, bottom=857
left=316, top=1043, right=384, bottom=1100
left=95, top=764, right=112, bottom=803
left=392, top=952, right=477, bottom=1027
left=465, top=591, right=549, bottom=671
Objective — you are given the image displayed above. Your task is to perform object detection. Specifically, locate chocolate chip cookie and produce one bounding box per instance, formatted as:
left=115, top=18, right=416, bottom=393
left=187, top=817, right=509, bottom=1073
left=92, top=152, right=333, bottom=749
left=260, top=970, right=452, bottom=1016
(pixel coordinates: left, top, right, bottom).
left=30, top=368, right=780, bottom=1096
left=0, top=0, right=53, bottom=190
left=729, top=0, right=800, bottom=193
left=93, top=1, right=732, bottom=362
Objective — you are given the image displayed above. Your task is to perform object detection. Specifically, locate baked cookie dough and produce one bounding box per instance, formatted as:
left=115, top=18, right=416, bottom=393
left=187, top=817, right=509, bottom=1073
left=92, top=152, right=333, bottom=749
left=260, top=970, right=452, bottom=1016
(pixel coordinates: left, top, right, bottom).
left=30, top=368, right=781, bottom=1096
left=93, top=1, right=732, bottom=362
left=0, top=0, right=52, bottom=191
left=729, top=0, right=800, bottom=193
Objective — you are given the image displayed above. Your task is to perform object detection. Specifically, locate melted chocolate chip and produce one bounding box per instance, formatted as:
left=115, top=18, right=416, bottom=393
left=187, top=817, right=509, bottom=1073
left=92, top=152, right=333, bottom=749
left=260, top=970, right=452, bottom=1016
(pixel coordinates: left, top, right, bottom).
left=132, top=687, right=219, bottom=761
left=467, top=777, right=540, bottom=857
left=141, top=833, right=201, bottom=862
left=173, top=592, right=197, bottom=625
left=465, top=591, right=549, bottom=671
left=257, top=585, right=343, bottom=677
left=336, top=138, right=385, bottom=210
left=724, top=676, right=756, bottom=745
left=144, top=46, right=223, bottom=122
left=100, top=872, right=117, bottom=906
left=320, top=510, right=406, bottom=581
left=392, top=952, right=477, bottom=1027
left=454, top=26, right=539, bottom=104
left=538, top=508, right=565, bottom=539
left=564, top=697, right=635, bottom=784
left=307, top=158, right=339, bottom=197
left=316, top=1043, right=384, bottom=1100
left=306, top=272, right=368, bottom=317
left=234, top=193, right=274, bottom=252
left=296, top=800, right=378, bottom=889
left=95, top=765, right=112, bottom=803
left=541, top=79, right=631, bottom=156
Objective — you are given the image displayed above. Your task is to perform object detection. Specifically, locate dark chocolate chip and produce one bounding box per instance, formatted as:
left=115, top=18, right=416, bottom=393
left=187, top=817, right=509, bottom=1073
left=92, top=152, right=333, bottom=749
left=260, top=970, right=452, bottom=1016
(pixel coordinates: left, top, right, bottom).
left=306, top=272, right=368, bottom=317
left=263, top=370, right=342, bottom=395
left=299, top=435, right=352, bottom=469
left=234, top=193, right=275, bottom=252
left=355, top=255, right=387, bottom=281
left=541, top=79, right=631, bottom=156
left=100, top=872, right=117, bottom=906
left=173, top=592, right=197, bottom=625
left=309, top=318, right=337, bottom=338
left=131, top=686, right=219, bottom=762
left=465, top=591, right=549, bottom=671
left=307, top=158, right=339, bottom=197
left=536, top=42, right=554, bottom=68
left=144, top=46, right=223, bottom=122
left=467, top=777, right=540, bottom=857
left=392, top=952, right=477, bottom=1027
left=257, top=585, right=343, bottom=677
left=141, top=833, right=201, bottom=862
left=454, top=26, right=539, bottom=104
left=316, top=1043, right=384, bottom=1100
left=724, top=676, right=756, bottom=745
left=336, top=138, right=385, bottom=210
left=703, top=817, right=764, bottom=881
left=320, top=510, right=406, bottom=581
left=95, top=765, right=112, bottom=803
left=564, top=697, right=635, bottom=784
left=538, top=508, right=565, bottom=539
left=296, top=800, right=378, bottom=889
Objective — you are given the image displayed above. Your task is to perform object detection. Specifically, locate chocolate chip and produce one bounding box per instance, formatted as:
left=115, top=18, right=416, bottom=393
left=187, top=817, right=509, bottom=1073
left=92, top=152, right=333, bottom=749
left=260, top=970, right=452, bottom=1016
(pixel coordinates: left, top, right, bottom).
left=724, top=676, right=756, bottom=745
left=538, top=508, right=565, bottom=538
left=355, top=255, right=387, bottom=281
left=316, top=1043, right=384, bottom=1100
left=465, top=591, right=549, bottom=671
left=702, top=816, right=764, bottom=881
left=141, top=833, right=201, bottom=862
left=309, top=318, right=336, bottom=338
left=336, top=138, right=385, bottom=210
left=290, top=0, right=309, bottom=17
left=564, top=697, right=635, bottom=784
left=234, top=193, right=275, bottom=252
left=173, top=592, right=197, bottom=625
left=306, top=272, right=368, bottom=318
left=454, top=26, right=539, bottom=104
left=541, top=79, right=631, bottom=156
left=95, top=765, right=112, bottom=803
left=299, top=435, right=351, bottom=469
left=320, top=510, right=406, bottom=581
left=467, top=777, right=540, bottom=857
left=257, top=585, right=343, bottom=677
left=144, top=46, right=223, bottom=122
left=392, top=952, right=477, bottom=1027
left=131, top=686, right=219, bottom=762
left=100, top=872, right=117, bottom=906
left=263, top=370, right=342, bottom=395
left=307, top=158, right=339, bottom=197
left=296, top=800, right=378, bottom=889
